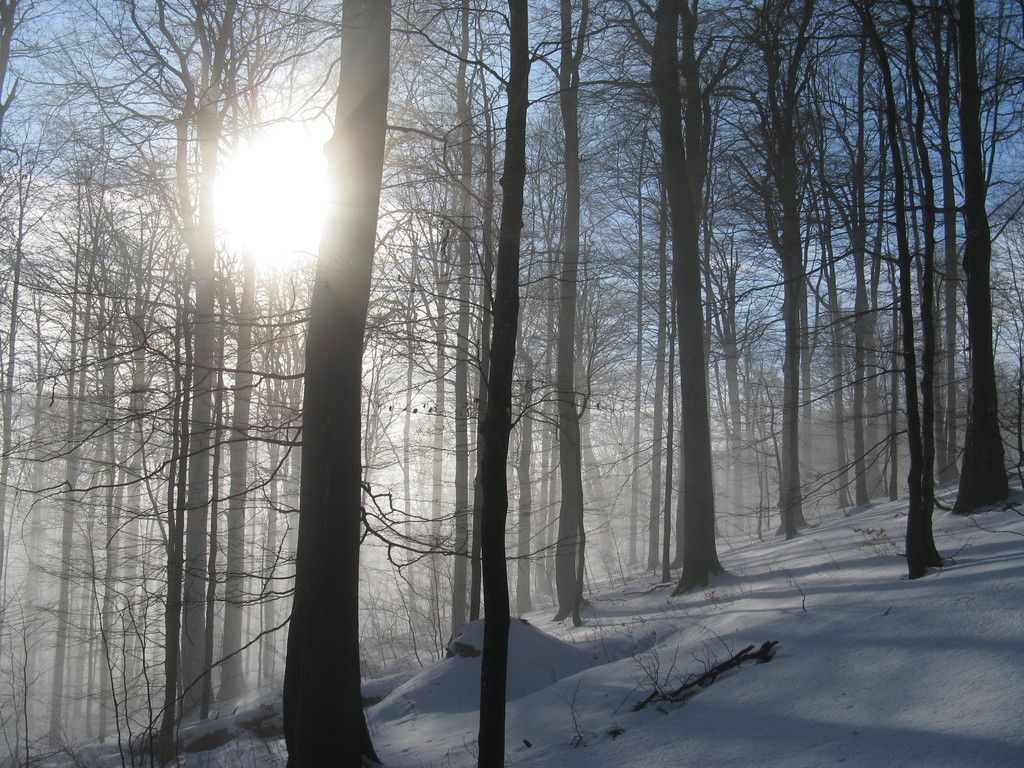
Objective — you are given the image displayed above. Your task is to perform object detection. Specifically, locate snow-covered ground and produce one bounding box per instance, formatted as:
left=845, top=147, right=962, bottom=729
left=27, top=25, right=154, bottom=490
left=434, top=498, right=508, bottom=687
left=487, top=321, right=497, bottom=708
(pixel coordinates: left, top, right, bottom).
left=366, top=485, right=1024, bottom=768
left=56, top=483, right=1024, bottom=767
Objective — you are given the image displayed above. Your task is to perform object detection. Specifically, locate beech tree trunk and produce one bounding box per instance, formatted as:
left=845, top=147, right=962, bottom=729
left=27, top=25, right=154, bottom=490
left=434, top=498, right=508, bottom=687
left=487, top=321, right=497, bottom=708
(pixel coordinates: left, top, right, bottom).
left=850, top=34, right=871, bottom=507
left=647, top=187, right=668, bottom=571
left=454, top=0, right=476, bottom=628
left=516, top=375, right=534, bottom=614
left=937, top=10, right=959, bottom=483
left=282, top=0, right=390, bottom=763
left=181, top=55, right=234, bottom=711
left=50, top=223, right=97, bottom=742
left=652, top=0, right=722, bottom=593
left=905, top=5, right=943, bottom=570
left=476, top=0, right=529, bottom=762
left=220, top=248, right=255, bottom=701
left=952, top=0, right=1008, bottom=512
left=553, top=0, right=588, bottom=625
left=863, top=1, right=939, bottom=578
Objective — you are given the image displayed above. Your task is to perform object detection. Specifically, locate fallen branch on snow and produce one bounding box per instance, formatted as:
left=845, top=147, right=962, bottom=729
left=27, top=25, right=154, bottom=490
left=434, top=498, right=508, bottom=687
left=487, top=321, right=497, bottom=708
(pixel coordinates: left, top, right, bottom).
left=633, top=641, right=779, bottom=712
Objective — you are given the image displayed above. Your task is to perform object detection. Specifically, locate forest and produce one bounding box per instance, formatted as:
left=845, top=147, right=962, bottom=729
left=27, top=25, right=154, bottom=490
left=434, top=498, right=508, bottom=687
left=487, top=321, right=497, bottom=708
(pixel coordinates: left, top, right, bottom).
left=0, top=0, right=1022, bottom=766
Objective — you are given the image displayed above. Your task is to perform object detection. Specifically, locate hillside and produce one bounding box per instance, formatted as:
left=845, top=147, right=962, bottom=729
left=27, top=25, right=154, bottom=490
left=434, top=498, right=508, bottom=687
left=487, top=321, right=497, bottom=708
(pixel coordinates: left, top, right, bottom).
left=55, top=482, right=1024, bottom=767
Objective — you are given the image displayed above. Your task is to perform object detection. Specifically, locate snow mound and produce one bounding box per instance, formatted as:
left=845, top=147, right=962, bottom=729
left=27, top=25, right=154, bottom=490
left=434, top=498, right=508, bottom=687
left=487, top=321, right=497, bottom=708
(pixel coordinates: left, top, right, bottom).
left=371, top=618, right=595, bottom=721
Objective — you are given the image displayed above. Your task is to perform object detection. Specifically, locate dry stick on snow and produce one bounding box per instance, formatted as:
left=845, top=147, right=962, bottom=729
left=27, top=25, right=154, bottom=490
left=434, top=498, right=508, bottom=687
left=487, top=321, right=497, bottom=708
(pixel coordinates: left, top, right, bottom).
left=633, top=641, right=779, bottom=712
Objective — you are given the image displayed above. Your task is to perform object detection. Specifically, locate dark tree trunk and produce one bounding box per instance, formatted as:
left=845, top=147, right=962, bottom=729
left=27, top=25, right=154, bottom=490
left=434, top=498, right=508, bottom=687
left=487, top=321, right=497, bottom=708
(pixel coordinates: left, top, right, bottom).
left=905, top=4, right=943, bottom=568
left=181, top=90, right=229, bottom=714
left=282, top=1, right=390, bottom=763
left=647, top=186, right=668, bottom=571
left=850, top=34, right=871, bottom=507
left=455, top=0, right=479, bottom=626
left=629, top=187, right=643, bottom=567
left=651, top=0, right=722, bottom=593
left=516, top=375, right=534, bottom=614
left=159, top=297, right=191, bottom=752
left=952, top=0, right=1008, bottom=512
left=864, top=3, right=933, bottom=578
left=757, top=0, right=815, bottom=539
left=553, top=0, right=588, bottom=625
left=476, top=0, right=529, bottom=762
left=661, top=295, right=676, bottom=585
left=937, top=10, right=960, bottom=483
left=651, top=0, right=724, bottom=593
left=220, top=248, right=255, bottom=701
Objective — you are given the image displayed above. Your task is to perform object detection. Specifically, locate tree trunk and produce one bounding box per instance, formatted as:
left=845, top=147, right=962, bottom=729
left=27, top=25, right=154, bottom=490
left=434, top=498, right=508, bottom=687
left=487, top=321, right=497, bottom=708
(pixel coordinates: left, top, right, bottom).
left=864, top=4, right=925, bottom=574
left=201, top=346, right=226, bottom=718
left=476, top=0, right=529, bottom=761
left=262, top=407, right=281, bottom=685
left=850, top=34, right=871, bottom=506
left=820, top=201, right=852, bottom=509
left=937, top=10, right=959, bottom=482
left=647, top=186, right=668, bottom=571
left=282, top=1, right=390, bottom=763
left=516, top=375, right=534, bottom=614
left=865, top=4, right=931, bottom=578
left=454, top=0, right=476, bottom=629
left=438, top=263, right=457, bottom=637
left=159, top=291, right=191, bottom=752
left=952, top=0, right=1008, bottom=512
left=661, top=296, right=676, bottom=584
left=97, top=301, right=119, bottom=741
left=180, top=93, right=225, bottom=714
left=50, top=227, right=97, bottom=742
left=553, top=0, right=588, bottom=625
left=0, top=173, right=24, bottom=619
left=652, top=0, right=722, bottom=593
left=220, top=248, right=255, bottom=701
left=629, top=159, right=645, bottom=566
left=905, top=5, right=943, bottom=568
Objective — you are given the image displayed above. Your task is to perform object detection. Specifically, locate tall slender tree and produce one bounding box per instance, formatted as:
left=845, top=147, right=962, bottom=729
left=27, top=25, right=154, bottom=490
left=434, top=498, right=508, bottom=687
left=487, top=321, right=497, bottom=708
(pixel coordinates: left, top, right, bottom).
left=651, top=0, right=722, bottom=592
left=553, top=0, right=589, bottom=624
left=282, top=0, right=391, bottom=763
left=477, top=0, right=529, bottom=763
left=952, top=0, right=1008, bottom=513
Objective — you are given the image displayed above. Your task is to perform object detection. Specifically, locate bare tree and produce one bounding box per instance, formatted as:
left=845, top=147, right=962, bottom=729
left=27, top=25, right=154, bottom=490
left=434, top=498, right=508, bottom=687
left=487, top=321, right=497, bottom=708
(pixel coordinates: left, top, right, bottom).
left=282, top=0, right=391, bottom=763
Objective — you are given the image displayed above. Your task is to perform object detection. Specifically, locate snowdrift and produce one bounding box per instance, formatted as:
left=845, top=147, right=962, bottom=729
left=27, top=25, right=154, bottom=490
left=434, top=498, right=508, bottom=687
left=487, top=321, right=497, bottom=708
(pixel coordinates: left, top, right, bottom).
left=371, top=618, right=595, bottom=722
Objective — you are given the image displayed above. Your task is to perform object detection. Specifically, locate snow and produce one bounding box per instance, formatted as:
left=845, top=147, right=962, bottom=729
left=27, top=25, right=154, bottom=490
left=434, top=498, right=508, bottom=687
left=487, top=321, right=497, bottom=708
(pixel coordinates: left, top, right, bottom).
left=372, top=617, right=595, bottom=723
left=51, top=482, right=1024, bottom=767
left=367, top=484, right=1024, bottom=767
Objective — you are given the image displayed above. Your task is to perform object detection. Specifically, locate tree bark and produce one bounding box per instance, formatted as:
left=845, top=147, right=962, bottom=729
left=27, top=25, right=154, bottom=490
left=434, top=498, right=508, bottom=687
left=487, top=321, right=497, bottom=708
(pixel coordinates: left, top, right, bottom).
left=220, top=248, right=255, bottom=701
left=850, top=34, right=871, bottom=506
left=516, top=375, right=534, bottom=614
left=647, top=185, right=668, bottom=571
left=952, top=0, right=1008, bottom=512
left=476, top=0, right=529, bottom=762
left=282, top=0, right=390, bottom=763
left=553, top=0, right=588, bottom=625
left=454, top=0, right=477, bottom=628
left=652, top=0, right=722, bottom=593
left=863, top=2, right=932, bottom=578
left=630, top=153, right=645, bottom=566
left=905, top=4, right=943, bottom=569
left=50, top=217, right=97, bottom=742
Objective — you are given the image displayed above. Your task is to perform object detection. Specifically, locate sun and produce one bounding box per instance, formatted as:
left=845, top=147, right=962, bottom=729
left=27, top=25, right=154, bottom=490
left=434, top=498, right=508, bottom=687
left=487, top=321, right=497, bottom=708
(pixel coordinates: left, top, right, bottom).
left=216, top=122, right=330, bottom=269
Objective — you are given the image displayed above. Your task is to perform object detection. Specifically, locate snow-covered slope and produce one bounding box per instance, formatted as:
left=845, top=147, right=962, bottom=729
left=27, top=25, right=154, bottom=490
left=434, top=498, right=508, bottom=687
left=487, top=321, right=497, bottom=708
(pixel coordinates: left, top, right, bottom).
left=371, top=486, right=1024, bottom=767
left=52, top=484, right=1024, bottom=767
left=371, top=617, right=595, bottom=723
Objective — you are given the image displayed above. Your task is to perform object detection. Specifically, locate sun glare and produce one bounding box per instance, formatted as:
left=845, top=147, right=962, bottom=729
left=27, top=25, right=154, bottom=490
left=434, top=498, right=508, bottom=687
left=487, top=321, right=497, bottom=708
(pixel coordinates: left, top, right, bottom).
left=216, top=122, right=330, bottom=269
